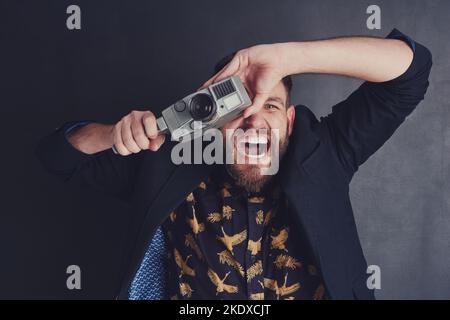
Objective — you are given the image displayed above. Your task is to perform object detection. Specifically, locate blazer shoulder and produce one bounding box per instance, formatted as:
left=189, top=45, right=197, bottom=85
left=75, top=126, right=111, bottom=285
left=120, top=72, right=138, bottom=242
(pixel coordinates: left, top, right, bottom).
left=288, top=105, right=322, bottom=163
left=292, top=104, right=322, bottom=138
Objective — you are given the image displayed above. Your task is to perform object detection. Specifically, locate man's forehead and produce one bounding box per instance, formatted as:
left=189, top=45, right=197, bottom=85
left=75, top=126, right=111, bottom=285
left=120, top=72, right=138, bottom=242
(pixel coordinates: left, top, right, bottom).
left=266, top=96, right=285, bottom=105
left=267, top=81, right=288, bottom=104
left=242, top=80, right=287, bottom=105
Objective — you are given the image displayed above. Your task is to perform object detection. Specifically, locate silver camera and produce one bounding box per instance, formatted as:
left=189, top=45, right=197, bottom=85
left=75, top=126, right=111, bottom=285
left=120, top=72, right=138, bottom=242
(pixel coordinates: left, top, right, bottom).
left=156, top=76, right=252, bottom=141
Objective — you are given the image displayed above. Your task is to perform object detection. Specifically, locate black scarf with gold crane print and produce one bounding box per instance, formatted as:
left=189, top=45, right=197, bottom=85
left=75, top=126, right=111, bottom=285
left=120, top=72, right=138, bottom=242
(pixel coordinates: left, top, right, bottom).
left=162, top=167, right=327, bottom=300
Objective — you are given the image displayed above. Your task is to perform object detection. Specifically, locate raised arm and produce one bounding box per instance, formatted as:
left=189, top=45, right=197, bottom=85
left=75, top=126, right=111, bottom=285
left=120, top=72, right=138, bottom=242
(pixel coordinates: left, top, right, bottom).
left=203, top=29, right=432, bottom=177
left=203, top=30, right=419, bottom=117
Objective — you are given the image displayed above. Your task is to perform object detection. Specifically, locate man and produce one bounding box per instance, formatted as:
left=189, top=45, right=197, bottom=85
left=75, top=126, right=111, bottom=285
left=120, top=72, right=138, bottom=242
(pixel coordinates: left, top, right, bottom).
left=36, top=29, right=432, bottom=299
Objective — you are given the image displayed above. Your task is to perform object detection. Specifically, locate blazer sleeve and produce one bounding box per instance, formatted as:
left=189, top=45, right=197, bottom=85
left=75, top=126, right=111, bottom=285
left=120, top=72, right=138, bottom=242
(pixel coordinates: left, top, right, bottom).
left=35, top=122, right=143, bottom=203
left=321, top=29, right=433, bottom=180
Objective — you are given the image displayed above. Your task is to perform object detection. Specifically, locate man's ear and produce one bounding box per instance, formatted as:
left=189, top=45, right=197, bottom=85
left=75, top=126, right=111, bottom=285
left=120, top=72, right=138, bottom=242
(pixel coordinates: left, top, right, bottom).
left=287, top=105, right=296, bottom=136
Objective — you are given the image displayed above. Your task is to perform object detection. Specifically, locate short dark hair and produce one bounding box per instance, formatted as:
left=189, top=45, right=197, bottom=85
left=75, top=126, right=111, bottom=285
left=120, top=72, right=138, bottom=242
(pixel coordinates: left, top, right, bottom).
left=214, top=52, right=293, bottom=106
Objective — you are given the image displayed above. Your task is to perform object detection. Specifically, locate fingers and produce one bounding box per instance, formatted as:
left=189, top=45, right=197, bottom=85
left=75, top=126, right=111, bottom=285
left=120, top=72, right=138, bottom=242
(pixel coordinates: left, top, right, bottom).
left=243, top=93, right=268, bottom=118
left=122, top=118, right=141, bottom=154
left=200, top=64, right=228, bottom=89
left=149, top=134, right=166, bottom=152
left=199, top=72, right=222, bottom=91
left=199, top=55, right=240, bottom=89
left=113, top=121, right=131, bottom=156
left=131, top=113, right=151, bottom=150
left=142, top=112, right=158, bottom=139
left=113, top=110, right=165, bottom=156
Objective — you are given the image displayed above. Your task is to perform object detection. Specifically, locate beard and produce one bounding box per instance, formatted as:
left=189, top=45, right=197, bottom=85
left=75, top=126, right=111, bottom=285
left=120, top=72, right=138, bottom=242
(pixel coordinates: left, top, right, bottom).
left=225, top=127, right=289, bottom=193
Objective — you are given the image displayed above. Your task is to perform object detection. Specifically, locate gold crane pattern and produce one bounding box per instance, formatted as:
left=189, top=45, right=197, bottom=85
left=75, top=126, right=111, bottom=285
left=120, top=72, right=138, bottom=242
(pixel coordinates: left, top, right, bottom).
left=256, top=210, right=264, bottom=225
left=250, top=292, right=264, bottom=300
left=263, top=209, right=273, bottom=226
left=163, top=171, right=326, bottom=300
left=179, top=282, right=194, bottom=298
left=247, top=260, right=263, bottom=282
left=274, top=254, right=302, bottom=270
left=264, top=274, right=301, bottom=299
left=217, top=226, right=247, bottom=255
left=217, top=250, right=245, bottom=277
left=270, top=227, right=289, bottom=251
left=186, top=206, right=205, bottom=235
left=222, top=205, right=235, bottom=220
left=207, top=269, right=238, bottom=295
left=207, top=212, right=222, bottom=223
left=185, top=233, right=204, bottom=261
left=248, top=238, right=262, bottom=256
left=221, top=187, right=232, bottom=198
left=186, top=192, right=195, bottom=203
left=174, top=248, right=196, bottom=278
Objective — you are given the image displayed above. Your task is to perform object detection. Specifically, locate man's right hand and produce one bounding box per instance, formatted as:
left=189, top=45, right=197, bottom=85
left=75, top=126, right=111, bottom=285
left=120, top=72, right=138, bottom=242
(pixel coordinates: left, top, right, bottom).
left=112, top=110, right=166, bottom=156
left=67, top=110, right=166, bottom=156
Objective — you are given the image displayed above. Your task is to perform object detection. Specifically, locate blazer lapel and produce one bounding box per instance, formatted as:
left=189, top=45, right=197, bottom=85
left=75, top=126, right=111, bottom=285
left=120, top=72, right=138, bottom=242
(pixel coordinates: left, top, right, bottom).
left=119, top=160, right=216, bottom=298
left=279, top=109, right=352, bottom=299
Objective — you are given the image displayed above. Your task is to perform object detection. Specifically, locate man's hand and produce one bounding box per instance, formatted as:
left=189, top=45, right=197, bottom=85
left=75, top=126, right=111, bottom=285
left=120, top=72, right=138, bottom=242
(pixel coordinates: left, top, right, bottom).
left=201, top=44, right=288, bottom=118
left=112, top=110, right=165, bottom=156
left=67, top=110, right=165, bottom=155
left=202, top=36, right=413, bottom=118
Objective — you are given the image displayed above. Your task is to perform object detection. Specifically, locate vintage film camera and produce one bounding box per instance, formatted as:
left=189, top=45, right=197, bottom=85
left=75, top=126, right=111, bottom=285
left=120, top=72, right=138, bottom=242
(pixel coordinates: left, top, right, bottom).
left=156, top=75, right=251, bottom=141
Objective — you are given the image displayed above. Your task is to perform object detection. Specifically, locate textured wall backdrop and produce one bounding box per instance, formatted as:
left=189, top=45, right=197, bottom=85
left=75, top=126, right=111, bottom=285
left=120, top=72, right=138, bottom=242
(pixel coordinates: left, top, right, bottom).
left=0, top=0, right=448, bottom=299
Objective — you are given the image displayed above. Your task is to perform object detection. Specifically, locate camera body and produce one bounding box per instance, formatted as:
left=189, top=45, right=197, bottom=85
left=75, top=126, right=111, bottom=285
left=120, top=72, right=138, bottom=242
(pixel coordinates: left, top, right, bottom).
left=156, top=76, right=251, bottom=141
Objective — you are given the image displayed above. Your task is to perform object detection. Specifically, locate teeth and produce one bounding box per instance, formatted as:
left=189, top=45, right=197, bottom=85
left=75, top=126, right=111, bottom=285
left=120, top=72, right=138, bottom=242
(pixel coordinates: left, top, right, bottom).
left=246, top=153, right=265, bottom=159
left=233, top=130, right=271, bottom=162
left=236, top=136, right=269, bottom=145
left=245, top=141, right=268, bottom=158
left=247, top=136, right=268, bottom=144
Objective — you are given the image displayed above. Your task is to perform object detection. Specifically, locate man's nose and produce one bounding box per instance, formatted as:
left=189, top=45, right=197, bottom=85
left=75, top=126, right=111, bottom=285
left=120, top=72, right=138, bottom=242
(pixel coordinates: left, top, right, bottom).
left=243, top=112, right=266, bottom=129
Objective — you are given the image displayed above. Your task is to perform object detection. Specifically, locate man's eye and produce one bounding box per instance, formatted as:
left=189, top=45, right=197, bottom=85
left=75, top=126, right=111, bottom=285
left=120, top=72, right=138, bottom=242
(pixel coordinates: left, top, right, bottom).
left=264, top=104, right=279, bottom=110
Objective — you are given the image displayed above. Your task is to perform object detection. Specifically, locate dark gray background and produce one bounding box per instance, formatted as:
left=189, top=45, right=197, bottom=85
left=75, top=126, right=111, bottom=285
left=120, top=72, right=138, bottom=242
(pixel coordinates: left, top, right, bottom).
left=0, top=0, right=448, bottom=299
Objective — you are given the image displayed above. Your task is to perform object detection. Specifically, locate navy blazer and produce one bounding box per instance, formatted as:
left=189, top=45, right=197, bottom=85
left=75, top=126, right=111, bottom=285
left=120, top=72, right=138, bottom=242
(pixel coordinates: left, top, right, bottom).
left=36, top=30, right=432, bottom=299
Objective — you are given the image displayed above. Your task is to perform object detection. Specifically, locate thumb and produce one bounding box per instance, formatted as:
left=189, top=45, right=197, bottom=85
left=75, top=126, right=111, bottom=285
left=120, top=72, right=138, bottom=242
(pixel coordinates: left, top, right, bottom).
left=243, top=93, right=268, bottom=118
left=198, top=57, right=240, bottom=90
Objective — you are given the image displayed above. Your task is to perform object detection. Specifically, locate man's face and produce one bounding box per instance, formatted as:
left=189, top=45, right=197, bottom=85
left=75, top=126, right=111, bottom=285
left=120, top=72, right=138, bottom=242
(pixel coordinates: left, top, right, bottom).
left=220, top=81, right=296, bottom=192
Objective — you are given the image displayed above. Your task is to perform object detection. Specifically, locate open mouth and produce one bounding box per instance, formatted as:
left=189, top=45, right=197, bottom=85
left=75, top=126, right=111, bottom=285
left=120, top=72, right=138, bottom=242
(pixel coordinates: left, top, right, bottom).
left=235, top=131, right=271, bottom=160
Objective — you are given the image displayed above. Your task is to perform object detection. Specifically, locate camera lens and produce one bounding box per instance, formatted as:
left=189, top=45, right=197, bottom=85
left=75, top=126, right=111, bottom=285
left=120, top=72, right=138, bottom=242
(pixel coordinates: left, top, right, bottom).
left=189, top=94, right=216, bottom=121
